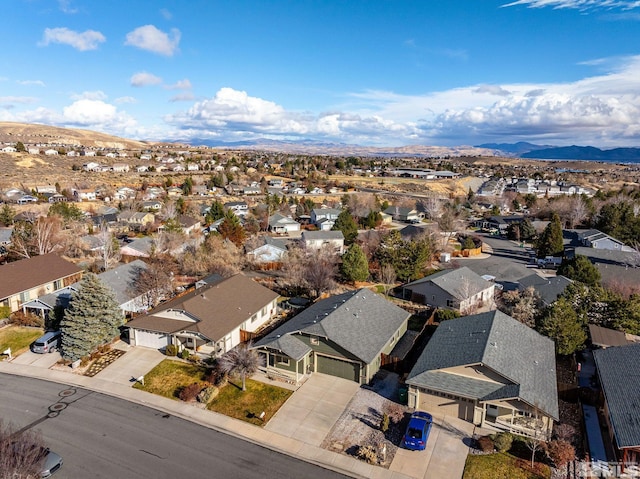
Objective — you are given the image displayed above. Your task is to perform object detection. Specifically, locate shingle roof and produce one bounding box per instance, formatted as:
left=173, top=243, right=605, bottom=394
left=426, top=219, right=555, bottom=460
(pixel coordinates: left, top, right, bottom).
left=254, top=289, right=410, bottom=364
left=302, top=230, right=345, bottom=241
left=593, top=343, right=640, bottom=448
left=98, top=260, right=148, bottom=306
left=127, top=274, right=279, bottom=342
left=404, top=267, right=492, bottom=300
left=406, top=310, right=559, bottom=420
left=0, top=254, right=82, bottom=301
left=518, top=274, right=572, bottom=306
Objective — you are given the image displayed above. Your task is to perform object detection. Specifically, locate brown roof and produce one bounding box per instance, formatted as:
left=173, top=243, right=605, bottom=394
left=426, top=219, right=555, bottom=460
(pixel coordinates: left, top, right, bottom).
left=0, top=254, right=83, bottom=300
left=589, top=324, right=629, bottom=348
left=127, top=274, right=279, bottom=342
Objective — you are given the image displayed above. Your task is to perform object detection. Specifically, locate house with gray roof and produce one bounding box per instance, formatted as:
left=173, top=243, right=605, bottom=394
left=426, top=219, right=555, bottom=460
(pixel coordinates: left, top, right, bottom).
left=253, top=289, right=410, bottom=384
left=247, top=236, right=288, bottom=265
left=310, top=208, right=341, bottom=230
left=406, top=310, right=558, bottom=438
left=518, top=273, right=572, bottom=306
left=383, top=205, right=422, bottom=223
left=593, top=343, right=640, bottom=466
left=402, top=266, right=495, bottom=314
left=268, top=213, right=300, bottom=235
left=301, top=230, right=345, bottom=254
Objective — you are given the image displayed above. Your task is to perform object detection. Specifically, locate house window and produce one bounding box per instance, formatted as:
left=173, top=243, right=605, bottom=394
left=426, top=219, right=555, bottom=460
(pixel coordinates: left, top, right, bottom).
left=19, top=291, right=30, bottom=303
left=446, top=299, right=455, bottom=308
left=276, top=355, right=290, bottom=366
left=53, top=280, right=63, bottom=290
left=250, top=314, right=257, bottom=323
left=262, top=306, right=267, bottom=316
left=310, top=336, right=319, bottom=345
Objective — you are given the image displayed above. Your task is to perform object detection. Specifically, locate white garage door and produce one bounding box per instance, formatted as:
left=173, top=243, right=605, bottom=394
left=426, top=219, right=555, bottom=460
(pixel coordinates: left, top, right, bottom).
left=135, top=330, right=170, bottom=350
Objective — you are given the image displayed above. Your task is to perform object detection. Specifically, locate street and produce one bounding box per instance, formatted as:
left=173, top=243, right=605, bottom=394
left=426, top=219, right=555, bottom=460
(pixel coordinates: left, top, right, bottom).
left=0, top=373, right=349, bottom=479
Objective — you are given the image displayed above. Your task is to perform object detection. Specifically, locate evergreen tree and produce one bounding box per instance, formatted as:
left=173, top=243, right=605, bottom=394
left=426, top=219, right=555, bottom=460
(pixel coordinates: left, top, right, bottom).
left=537, top=297, right=586, bottom=355
left=217, top=210, right=246, bottom=246
left=181, top=176, right=193, bottom=195
left=15, top=141, right=26, bottom=152
left=0, top=204, right=15, bottom=226
left=60, top=273, right=123, bottom=362
left=332, top=209, right=359, bottom=245
left=536, top=213, right=564, bottom=258
left=340, top=244, right=369, bottom=282
left=205, top=200, right=225, bottom=223
left=557, top=255, right=601, bottom=287
left=375, top=230, right=432, bottom=282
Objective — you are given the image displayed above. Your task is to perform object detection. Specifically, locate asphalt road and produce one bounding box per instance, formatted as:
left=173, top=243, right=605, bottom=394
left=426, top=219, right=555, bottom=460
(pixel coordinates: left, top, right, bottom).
left=0, top=373, right=349, bottom=479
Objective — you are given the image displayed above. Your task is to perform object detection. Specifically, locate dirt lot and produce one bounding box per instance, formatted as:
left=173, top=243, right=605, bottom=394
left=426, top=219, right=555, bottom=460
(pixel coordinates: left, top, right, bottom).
left=321, top=370, right=409, bottom=468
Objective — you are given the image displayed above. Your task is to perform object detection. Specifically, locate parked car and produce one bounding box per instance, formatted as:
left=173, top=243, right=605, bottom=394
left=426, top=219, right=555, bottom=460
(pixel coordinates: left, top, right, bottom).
left=31, top=331, right=61, bottom=354
left=39, top=448, right=63, bottom=477
left=403, top=411, right=433, bottom=450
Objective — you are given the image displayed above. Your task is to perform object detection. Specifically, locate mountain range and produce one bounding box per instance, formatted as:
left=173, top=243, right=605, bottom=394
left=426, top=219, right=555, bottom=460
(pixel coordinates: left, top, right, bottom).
left=478, top=142, right=640, bottom=162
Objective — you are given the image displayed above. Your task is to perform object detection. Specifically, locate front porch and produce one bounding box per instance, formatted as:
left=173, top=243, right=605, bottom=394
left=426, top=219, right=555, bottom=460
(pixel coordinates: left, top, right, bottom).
left=482, top=404, right=552, bottom=439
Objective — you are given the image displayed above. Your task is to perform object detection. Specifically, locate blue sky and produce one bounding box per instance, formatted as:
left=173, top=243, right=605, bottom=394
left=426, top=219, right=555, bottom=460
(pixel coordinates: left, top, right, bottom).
left=2, top=0, right=640, bottom=147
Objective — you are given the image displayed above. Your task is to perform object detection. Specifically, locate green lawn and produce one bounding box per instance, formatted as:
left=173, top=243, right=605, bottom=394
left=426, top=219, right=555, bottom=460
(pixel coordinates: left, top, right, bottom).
left=463, top=453, right=550, bottom=479
left=133, top=359, right=208, bottom=399
left=208, top=378, right=293, bottom=426
left=0, top=326, right=43, bottom=356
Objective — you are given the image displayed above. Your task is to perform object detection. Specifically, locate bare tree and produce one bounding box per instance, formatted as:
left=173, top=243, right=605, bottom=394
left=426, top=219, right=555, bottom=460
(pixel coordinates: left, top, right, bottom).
left=498, top=287, right=541, bottom=327
left=278, top=245, right=308, bottom=296
left=99, top=223, right=120, bottom=271
left=304, top=246, right=338, bottom=298
left=379, top=263, right=396, bottom=296
left=133, top=255, right=176, bottom=308
left=217, top=343, right=263, bottom=391
left=9, top=216, right=62, bottom=258
left=0, top=420, right=48, bottom=479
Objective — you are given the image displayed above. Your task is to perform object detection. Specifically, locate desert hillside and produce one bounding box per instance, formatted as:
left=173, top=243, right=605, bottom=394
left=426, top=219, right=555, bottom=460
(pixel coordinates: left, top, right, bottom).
left=0, top=122, right=153, bottom=150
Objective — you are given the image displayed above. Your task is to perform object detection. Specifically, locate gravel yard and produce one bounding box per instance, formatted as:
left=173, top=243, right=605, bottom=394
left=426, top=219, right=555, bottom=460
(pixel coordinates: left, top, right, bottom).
left=321, top=370, right=409, bottom=468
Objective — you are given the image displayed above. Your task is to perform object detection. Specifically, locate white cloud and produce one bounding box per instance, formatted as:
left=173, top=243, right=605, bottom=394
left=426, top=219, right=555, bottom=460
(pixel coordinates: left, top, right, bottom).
left=17, top=80, right=46, bottom=87
left=165, top=79, right=192, bottom=90
left=58, top=0, right=78, bottom=14
left=115, top=96, right=137, bottom=104
left=40, top=27, right=105, bottom=51
left=124, top=25, right=180, bottom=56
left=62, top=99, right=138, bottom=132
left=70, top=90, right=107, bottom=101
left=0, top=96, right=37, bottom=105
left=130, top=72, right=163, bottom=87
left=169, top=92, right=195, bottom=102
left=502, top=1, right=640, bottom=11
left=160, top=8, right=172, bottom=20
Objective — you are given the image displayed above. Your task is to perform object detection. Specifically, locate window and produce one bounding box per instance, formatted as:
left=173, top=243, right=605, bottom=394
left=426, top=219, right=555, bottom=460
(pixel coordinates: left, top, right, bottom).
left=19, top=291, right=31, bottom=303
left=446, top=299, right=455, bottom=308
left=262, top=306, right=267, bottom=316
left=276, top=354, right=290, bottom=366
left=53, top=280, right=63, bottom=290
left=250, top=314, right=257, bottom=323
left=310, top=336, right=319, bottom=345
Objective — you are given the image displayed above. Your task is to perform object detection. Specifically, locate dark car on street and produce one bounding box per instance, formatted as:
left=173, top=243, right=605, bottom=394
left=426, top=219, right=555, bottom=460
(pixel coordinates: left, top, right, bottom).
left=403, top=411, right=433, bottom=450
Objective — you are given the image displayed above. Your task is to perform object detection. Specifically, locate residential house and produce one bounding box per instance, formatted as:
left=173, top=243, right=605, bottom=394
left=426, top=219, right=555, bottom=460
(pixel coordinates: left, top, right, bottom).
left=406, top=310, right=558, bottom=438
left=136, top=165, right=150, bottom=173
left=82, top=162, right=101, bottom=171
left=16, top=195, right=38, bottom=205
left=177, top=215, right=201, bottom=235
left=28, top=148, right=41, bottom=155
left=127, top=274, right=279, bottom=356
left=44, top=149, right=59, bottom=156
left=253, top=289, right=410, bottom=384
left=301, top=230, right=345, bottom=254
left=576, top=229, right=635, bottom=253
left=593, top=343, right=640, bottom=466
left=166, top=186, right=183, bottom=197
left=310, top=208, right=341, bottom=230
left=588, top=324, right=631, bottom=349
left=120, top=237, right=154, bottom=258
left=224, top=201, right=249, bottom=217
left=0, top=254, right=83, bottom=313
left=517, top=274, right=572, bottom=307
left=35, top=185, right=57, bottom=195
left=268, top=213, right=301, bottom=235
left=243, top=186, right=261, bottom=195
left=115, top=187, right=137, bottom=200
left=187, top=163, right=199, bottom=171
left=383, top=205, right=422, bottom=223
left=402, top=267, right=495, bottom=314
left=74, top=189, right=97, bottom=201
left=2, top=146, right=17, bottom=153
left=142, top=200, right=163, bottom=211
left=247, top=236, right=288, bottom=265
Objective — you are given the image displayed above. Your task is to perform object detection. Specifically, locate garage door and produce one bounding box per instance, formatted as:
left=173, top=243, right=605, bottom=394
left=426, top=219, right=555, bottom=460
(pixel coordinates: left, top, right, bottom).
left=135, top=330, right=170, bottom=350
left=418, top=389, right=474, bottom=421
left=316, top=355, right=360, bottom=382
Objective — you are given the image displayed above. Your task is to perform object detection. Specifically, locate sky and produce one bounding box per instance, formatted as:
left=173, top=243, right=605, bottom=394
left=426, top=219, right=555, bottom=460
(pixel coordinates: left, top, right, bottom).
left=2, top=0, right=640, bottom=148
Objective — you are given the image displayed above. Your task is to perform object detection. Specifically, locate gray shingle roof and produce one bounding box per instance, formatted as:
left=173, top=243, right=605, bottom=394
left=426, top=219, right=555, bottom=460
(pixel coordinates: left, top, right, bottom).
left=406, top=310, right=559, bottom=420
left=254, top=289, right=410, bottom=364
left=518, top=274, right=572, bottom=306
left=98, top=260, right=148, bottom=306
left=404, top=266, right=492, bottom=300
left=302, top=230, right=345, bottom=241
left=593, top=343, right=640, bottom=448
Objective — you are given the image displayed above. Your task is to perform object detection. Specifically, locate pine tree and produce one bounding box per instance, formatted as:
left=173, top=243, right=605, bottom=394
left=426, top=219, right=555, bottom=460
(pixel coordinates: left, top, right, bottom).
left=536, top=213, right=564, bottom=258
left=60, top=273, right=123, bottom=362
left=332, top=209, right=359, bottom=245
left=537, top=297, right=586, bottom=355
left=340, top=244, right=369, bottom=282
left=217, top=210, right=246, bottom=246
left=205, top=200, right=225, bottom=223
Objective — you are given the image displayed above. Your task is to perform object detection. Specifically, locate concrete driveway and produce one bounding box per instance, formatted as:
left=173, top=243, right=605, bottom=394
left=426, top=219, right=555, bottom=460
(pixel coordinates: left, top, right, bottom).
left=390, top=414, right=474, bottom=479
left=10, top=349, right=61, bottom=368
left=93, top=344, right=165, bottom=385
left=265, top=373, right=360, bottom=446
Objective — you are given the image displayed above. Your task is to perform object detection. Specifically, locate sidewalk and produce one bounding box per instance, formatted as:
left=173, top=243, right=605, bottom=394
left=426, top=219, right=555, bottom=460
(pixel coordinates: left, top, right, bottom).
left=0, top=355, right=415, bottom=479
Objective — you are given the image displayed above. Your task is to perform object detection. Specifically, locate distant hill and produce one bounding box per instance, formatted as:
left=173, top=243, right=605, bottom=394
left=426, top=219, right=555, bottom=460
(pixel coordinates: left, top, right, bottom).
left=476, top=141, right=553, bottom=155
left=0, top=122, right=154, bottom=150
left=522, top=145, right=640, bottom=162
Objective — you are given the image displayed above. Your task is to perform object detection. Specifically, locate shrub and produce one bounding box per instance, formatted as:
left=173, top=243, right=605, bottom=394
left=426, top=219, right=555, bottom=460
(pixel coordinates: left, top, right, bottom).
left=357, top=445, right=378, bottom=464
left=165, top=344, right=179, bottom=356
left=9, top=311, right=44, bottom=328
left=494, top=432, right=513, bottom=453
left=435, top=309, right=461, bottom=322
left=179, top=349, right=190, bottom=360
left=179, top=382, right=203, bottom=402
left=0, top=306, right=10, bottom=319
left=383, top=403, right=405, bottom=424
left=547, top=440, right=575, bottom=468
left=477, top=435, right=495, bottom=453
left=197, top=386, right=219, bottom=404
left=206, top=366, right=228, bottom=387
left=379, top=413, right=390, bottom=433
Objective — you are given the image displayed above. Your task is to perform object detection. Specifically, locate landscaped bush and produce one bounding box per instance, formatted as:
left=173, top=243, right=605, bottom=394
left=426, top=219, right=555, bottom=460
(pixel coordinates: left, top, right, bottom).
left=493, top=432, right=514, bottom=453
left=0, top=306, right=10, bottom=319
left=435, top=309, right=461, bottom=322
left=165, top=344, right=179, bottom=356
left=197, top=386, right=219, bottom=404
left=206, top=366, right=228, bottom=387
left=477, top=435, right=495, bottom=452
left=357, top=445, right=378, bottom=464
left=383, top=402, right=405, bottom=424
left=179, top=382, right=203, bottom=402
left=179, top=349, right=190, bottom=360
left=379, top=413, right=390, bottom=433
left=9, top=311, right=44, bottom=328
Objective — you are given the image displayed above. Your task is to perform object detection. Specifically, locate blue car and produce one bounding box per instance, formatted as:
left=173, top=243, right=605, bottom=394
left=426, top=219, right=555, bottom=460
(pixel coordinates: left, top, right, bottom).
left=403, top=411, right=433, bottom=450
